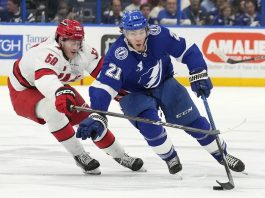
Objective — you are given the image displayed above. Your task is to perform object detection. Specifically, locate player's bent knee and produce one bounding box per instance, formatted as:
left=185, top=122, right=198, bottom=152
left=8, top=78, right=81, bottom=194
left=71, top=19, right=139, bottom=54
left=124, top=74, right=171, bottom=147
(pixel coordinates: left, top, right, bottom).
left=36, top=98, right=69, bottom=129
left=137, top=109, right=165, bottom=140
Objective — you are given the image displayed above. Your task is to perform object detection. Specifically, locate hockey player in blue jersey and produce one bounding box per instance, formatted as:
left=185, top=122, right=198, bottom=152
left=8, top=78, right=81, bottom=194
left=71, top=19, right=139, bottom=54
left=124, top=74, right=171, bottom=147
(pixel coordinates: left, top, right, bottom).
left=76, top=10, right=245, bottom=174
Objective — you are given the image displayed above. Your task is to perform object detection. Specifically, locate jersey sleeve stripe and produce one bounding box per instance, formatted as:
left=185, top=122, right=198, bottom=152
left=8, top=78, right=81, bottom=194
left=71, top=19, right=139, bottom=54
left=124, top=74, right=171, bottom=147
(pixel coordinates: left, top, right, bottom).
left=13, top=59, right=34, bottom=89
left=92, top=80, right=118, bottom=99
left=35, top=68, right=57, bottom=80
left=175, top=39, right=193, bottom=62
left=90, top=56, right=104, bottom=78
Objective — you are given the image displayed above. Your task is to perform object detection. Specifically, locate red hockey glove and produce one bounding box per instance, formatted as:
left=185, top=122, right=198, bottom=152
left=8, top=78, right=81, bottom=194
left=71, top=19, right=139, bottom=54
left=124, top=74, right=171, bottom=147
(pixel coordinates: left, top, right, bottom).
left=55, top=86, right=77, bottom=116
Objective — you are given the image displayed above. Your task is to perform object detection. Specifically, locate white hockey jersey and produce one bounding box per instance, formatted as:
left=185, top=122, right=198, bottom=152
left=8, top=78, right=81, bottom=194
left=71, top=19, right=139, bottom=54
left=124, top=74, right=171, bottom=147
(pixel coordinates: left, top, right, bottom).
left=9, top=36, right=103, bottom=101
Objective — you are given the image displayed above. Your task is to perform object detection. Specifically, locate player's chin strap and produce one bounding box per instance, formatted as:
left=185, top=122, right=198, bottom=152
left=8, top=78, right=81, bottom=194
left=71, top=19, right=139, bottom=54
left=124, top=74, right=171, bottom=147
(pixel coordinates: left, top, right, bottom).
left=70, top=105, right=220, bottom=135
left=201, top=95, right=235, bottom=191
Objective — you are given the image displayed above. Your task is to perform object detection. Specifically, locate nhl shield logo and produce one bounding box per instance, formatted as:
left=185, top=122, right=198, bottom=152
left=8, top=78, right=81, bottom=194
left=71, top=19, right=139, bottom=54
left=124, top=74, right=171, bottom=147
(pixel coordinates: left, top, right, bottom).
left=104, top=38, right=117, bottom=55
left=101, top=34, right=119, bottom=56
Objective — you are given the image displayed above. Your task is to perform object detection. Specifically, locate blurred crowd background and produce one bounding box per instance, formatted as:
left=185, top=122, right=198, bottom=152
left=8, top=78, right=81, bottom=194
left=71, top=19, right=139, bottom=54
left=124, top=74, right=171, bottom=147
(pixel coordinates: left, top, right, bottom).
left=0, top=0, right=264, bottom=26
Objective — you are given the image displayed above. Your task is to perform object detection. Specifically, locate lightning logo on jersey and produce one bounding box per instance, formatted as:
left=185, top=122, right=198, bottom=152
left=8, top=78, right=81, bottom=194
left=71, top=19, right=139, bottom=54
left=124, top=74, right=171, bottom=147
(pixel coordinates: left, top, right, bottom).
left=138, top=59, right=162, bottom=88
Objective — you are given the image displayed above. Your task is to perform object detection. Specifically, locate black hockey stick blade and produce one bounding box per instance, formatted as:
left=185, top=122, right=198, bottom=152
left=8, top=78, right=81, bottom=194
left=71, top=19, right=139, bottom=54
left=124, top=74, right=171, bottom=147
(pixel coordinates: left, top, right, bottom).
left=227, top=57, right=254, bottom=64
left=214, top=49, right=265, bottom=64
left=232, top=55, right=265, bottom=63
left=213, top=180, right=234, bottom=190
left=71, top=105, right=220, bottom=135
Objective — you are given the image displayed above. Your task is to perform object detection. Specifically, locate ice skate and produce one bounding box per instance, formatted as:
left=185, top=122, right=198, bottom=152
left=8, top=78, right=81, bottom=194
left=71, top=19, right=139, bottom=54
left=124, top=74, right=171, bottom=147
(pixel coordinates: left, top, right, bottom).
left=219, top=153, right=245, bottom=172
left=74, top=152, right=101, bottom=175
left=114, top=153, right=145, bottom=171
left=166, top=155, right=183, bottom=179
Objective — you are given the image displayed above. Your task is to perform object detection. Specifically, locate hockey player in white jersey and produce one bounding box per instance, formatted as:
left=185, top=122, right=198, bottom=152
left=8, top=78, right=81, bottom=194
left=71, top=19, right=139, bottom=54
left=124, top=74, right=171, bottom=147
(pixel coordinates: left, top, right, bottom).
left=8, top=19, right=144, bottom=175
left=75, top=11, right=245, bottom=175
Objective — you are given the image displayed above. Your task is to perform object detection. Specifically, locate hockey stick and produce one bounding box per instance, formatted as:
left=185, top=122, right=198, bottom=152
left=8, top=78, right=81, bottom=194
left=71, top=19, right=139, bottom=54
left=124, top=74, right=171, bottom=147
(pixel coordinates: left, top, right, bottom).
left=214, top=49, right=265, bottom=64
left=71, top=105, right=220, bottom=135
left=201, top=95, right=235, bottom=190
left=222, top=118, right=247, bottom=134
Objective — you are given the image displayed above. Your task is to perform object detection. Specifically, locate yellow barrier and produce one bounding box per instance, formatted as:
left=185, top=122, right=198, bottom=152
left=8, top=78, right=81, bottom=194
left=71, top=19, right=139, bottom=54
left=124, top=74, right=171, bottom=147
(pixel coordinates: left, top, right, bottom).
left=177, top=77, right=265, bottom=87
left=1, top=76, right=265, bottom=87
left=0, top=76, right=8, bottom=85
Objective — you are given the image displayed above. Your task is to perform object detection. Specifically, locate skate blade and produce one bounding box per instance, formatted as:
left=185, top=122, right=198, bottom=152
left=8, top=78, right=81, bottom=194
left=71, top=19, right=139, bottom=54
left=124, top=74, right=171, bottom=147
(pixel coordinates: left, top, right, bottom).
left=137, top=166, right=147, bottom=172
left=83, top=168, right=101, bottom=175
left=241, top=171, right=248, bottom=175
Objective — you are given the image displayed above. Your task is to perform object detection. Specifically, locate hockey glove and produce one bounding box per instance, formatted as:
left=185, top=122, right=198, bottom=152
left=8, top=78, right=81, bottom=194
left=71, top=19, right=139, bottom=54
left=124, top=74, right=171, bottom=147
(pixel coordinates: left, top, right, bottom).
left=189, top=68, right=213, bottom=98
left=55, top=86, right=76, bottom=116
left=76, top=113, right=107, bottom=140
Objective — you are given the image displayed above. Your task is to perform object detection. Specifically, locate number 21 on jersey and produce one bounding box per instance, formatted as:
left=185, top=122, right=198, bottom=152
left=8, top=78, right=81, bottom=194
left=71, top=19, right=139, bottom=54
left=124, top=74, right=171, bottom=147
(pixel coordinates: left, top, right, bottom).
left=105, top=63, right=121, bottom=80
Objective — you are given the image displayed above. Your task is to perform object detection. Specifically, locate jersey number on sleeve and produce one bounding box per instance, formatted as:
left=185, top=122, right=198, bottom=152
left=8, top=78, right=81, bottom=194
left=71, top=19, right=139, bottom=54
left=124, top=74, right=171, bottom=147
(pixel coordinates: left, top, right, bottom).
left=105, top=63, right=121, bottom=80
left=45, top=53, right=58, bottom=66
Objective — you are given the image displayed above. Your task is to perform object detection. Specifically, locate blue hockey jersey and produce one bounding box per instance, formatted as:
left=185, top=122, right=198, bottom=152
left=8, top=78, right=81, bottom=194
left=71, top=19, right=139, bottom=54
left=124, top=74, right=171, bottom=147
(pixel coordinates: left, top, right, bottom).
left=89, top=25, right=207, bottom=111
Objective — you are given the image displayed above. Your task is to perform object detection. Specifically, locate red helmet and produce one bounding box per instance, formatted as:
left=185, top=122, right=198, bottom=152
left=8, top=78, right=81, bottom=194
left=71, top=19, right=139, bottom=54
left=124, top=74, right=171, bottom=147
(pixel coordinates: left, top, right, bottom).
left=56, top=19, right=84, bottom=40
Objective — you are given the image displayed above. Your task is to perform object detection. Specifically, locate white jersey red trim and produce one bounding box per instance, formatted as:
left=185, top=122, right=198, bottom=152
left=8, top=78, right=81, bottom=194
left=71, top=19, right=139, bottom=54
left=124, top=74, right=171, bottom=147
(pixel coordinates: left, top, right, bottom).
left=9, top=36, right=103, bottom=100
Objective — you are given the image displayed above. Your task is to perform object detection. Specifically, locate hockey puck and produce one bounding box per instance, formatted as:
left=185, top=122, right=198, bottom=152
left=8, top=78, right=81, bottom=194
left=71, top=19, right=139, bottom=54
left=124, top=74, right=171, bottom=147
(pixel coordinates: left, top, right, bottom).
left=213, top=186, right=224, bottom=190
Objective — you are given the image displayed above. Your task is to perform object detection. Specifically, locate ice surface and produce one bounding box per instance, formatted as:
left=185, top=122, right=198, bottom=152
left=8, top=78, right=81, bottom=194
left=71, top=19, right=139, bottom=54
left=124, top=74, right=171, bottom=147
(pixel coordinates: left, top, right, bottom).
left=0, top=86, right=265, bottom=198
